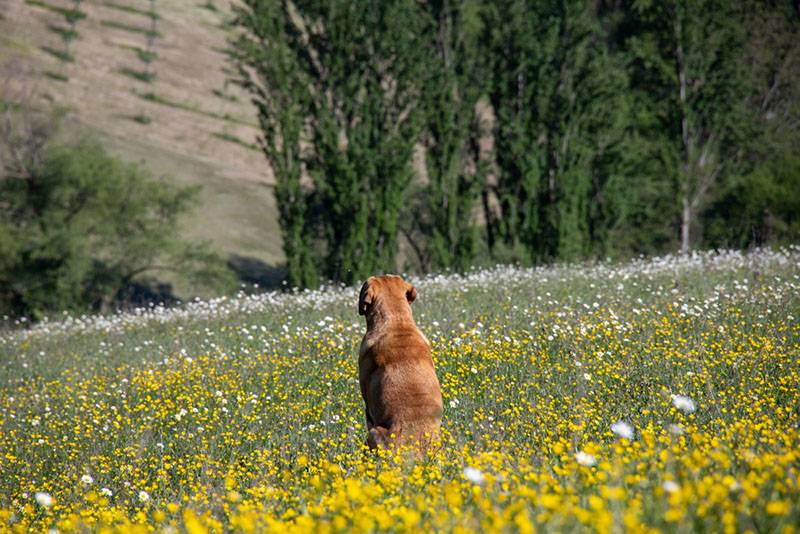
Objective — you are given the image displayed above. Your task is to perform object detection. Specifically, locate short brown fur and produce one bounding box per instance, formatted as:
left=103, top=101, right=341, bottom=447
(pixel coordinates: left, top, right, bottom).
left=358, top=275, right=443, bottom=451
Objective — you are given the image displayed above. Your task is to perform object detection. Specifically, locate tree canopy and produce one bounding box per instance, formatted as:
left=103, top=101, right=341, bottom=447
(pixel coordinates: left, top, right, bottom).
left=233, top=0, right=799, bottom=288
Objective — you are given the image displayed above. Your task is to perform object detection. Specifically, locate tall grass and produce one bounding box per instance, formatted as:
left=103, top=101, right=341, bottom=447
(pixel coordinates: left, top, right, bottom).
left=1, top=248, right=798, bottom=532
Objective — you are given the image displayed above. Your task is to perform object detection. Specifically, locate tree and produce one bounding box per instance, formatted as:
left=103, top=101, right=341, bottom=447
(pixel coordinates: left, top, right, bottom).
left=483, top=0, right=631, bottom=262
left=231, top=0, right=433, bottom=286
left=703, top=0, right=800, bottom=247
left=408, top=0, right=486, bottom=272
left=0, top=101, right=233, bottom=319
left=621, top=0, right=751, bottom=253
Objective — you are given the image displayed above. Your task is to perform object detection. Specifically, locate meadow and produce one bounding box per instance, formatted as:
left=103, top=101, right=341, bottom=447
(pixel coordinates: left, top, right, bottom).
left=1, top=248, right=799, bottom=533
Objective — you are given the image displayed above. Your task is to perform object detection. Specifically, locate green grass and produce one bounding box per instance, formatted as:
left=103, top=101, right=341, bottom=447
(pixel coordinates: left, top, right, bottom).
left=136, top=90, right=256, bottom=127
left=101, top=1, right=160, bottom=20
left=211, top=88, right=239, bottom=102
left=40, top=45, right=73, bottom=63
left=126, top=113, right=152, bottom=125
left=212, top=131, right=258, bottom=150
left=0, top=249, right=798, bottom=532
left=26, top=0, right=87, bottom=22
left=118, top=67, right=155, bottom=83
left=43, top=70, right=69, bottom=82
left=46, top=24, right=78, bottom=42
left=100, top=20, right=160, bottom=39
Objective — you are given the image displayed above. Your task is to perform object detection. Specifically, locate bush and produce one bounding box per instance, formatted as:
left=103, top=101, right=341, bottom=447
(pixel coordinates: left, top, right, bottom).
left=0, top=120, right=234, bottom=319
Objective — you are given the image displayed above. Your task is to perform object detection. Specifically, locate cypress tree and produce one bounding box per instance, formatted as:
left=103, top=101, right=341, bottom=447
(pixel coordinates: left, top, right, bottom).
left=421, top=0, right=485, bottom=271
left=484, top=0, right=630, bottom=262
left=232, top=0, right=432, bottom=286
left=230, top=0, right=318, bottom=288
left=619, top=0, right=751, bottom=253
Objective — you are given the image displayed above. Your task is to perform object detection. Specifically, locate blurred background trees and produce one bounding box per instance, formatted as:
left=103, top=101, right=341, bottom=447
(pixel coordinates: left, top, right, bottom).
left=233, top=0, right=799, bottom=288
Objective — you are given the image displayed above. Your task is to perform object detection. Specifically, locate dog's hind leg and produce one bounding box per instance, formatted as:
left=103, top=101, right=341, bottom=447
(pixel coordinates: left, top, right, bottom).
left=366, top=426, right=393, bottom=449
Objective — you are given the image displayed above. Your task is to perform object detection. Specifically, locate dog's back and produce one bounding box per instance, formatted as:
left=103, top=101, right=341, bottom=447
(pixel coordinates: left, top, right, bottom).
left=358, top=275, right=443, bottom=449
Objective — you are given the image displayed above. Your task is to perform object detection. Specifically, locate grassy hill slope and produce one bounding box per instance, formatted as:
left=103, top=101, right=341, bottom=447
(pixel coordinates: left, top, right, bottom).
left=1, top=248, right=799, bottom=531
left=1, top=0, right=283, bottom=283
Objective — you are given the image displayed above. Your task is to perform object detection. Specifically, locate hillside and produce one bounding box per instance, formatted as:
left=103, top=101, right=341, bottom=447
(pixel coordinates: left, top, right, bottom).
left=0, top=0, right=284, bottom=282
left=1, top=248, right=799, bottom=531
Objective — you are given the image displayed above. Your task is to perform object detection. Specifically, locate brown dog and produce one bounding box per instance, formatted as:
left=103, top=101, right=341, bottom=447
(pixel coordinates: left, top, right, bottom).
left=358, top=275, right=443, bottom=451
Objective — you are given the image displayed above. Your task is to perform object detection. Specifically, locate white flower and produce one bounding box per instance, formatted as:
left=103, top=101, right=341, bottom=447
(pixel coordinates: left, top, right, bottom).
left=175, top=408, right=188, bottom=421
left=449, top=398, right=460, bottom=408
left=100, top=487, right=113, bottom=497
left=463, top=466, right=485, bottom=484
left=662, top=480, right=680, bottom=493
left=470, top=367, right=478, bottom=374
left=583, top=373, right=592, bottom=381
left=138, top=490, right=150, bottom=502
left=80, top=474, right=94, bottom=485
left=611, top=421, right=634, bottom=440
left=35, top=492, right=53, bottom=507
left=575, top=451, right=597, bottom=467
left=668, top=423, right=684, bottom=435
left=670, top=394, right=696, bottom=413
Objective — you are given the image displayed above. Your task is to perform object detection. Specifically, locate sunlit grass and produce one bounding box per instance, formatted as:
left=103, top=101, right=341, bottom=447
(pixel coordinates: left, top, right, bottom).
left=1, top=248, right=798, bottom=532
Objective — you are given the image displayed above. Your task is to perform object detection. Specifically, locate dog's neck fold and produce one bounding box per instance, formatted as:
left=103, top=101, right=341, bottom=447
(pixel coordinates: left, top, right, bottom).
left=365, top=303, right=414, bottom=331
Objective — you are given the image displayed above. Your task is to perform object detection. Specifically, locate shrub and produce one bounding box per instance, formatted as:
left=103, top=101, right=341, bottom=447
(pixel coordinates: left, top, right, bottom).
left=0, top=110, right=234, bottom=319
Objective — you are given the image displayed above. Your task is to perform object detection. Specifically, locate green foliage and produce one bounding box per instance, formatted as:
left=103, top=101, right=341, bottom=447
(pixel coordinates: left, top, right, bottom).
left=212, top=131, right=257, bottom=150
left=43, top=71, right=69, bottom=82
left=619, top=0, right=754, bottom=252
left=26, top=0, right=86, bottom=22
left=134, top=91, right=249, bottom=125
left=483, top=0, right=632, bottom=262
left=101, top=0, right=160, bottom=20
left=0, top=131, right=234, bottom=319
left=118, top=67, right=155, bottom=83
left=47, top=24, right=79, bottom=42
left=415, top=0, right=486, bottom=272
left=41, top=46, right=74, bottom=63
left=231, top=0, right=799, bottom=288
left=704, top=153, right=800, bottom=248
left=127, top=113, right=152, bottom=124
left=232, top=0, right=434, bottom=286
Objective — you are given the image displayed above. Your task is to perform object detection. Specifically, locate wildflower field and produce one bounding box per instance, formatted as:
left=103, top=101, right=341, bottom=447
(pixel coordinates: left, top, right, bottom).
left=1, top=249, right=799, bottom=533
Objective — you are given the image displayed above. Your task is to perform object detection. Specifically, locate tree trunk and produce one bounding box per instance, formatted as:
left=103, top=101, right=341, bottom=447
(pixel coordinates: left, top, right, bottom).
left=674, top=10, right=692, bottom=255
left=681, top=193, right=691, bottom=254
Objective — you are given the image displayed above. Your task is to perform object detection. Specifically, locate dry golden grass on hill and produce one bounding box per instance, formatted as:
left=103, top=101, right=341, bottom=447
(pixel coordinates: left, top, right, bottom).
left=0, top=0, right=284, bottom=281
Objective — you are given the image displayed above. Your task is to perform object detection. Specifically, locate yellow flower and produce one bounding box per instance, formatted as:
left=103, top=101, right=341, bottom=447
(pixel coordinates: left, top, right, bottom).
left=766, top=500, right=790, bottom=516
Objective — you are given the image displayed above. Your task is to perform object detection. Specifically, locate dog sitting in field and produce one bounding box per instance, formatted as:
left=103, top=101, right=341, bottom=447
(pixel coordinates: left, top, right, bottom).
left=358, top=275, right=443, bottom=452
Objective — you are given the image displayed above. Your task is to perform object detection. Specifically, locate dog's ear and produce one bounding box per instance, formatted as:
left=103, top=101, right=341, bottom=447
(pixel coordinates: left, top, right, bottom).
left=359, top=279, right=376, bottom=316
left=405, top=283, right=417, bottom=304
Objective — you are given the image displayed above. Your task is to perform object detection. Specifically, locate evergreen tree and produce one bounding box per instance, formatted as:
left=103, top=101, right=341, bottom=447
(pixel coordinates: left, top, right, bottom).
left=418, top=0, right=486, bottom=271
left=705, top=0, right=800, bottom=247
left=230, top=0, right=318, bottom=288
left=620, top=0, right=751, bottom=253
left=232, top=0, right=432, bottom=286
left=484, top=0, right=631, bottom=262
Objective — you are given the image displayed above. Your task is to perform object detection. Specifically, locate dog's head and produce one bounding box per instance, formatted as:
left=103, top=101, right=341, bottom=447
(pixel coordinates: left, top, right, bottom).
left=358, top=275, right=417, bottom=316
